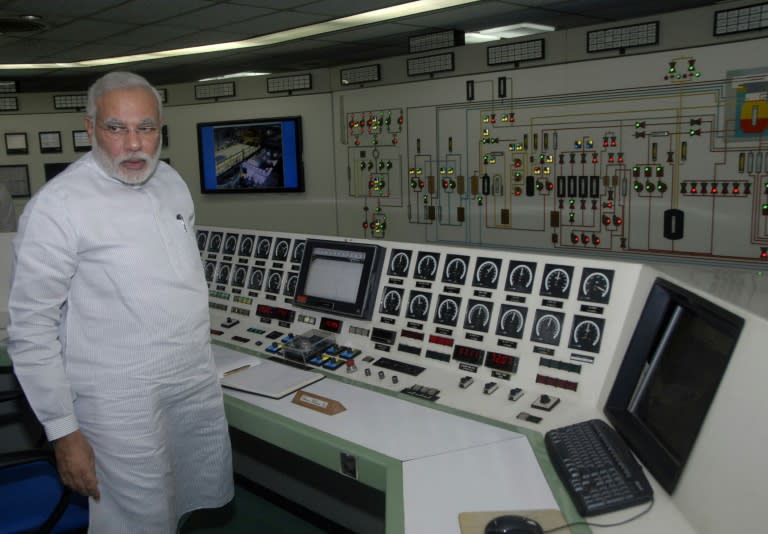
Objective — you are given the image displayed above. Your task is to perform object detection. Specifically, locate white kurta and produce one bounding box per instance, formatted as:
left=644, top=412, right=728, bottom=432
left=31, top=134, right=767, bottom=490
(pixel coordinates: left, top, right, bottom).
left=8, top=153, right=234, bottom=532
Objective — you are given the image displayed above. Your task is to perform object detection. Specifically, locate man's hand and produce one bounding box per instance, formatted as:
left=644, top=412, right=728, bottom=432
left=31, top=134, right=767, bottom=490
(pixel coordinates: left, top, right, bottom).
left=52, top=430, right=100, bottom=499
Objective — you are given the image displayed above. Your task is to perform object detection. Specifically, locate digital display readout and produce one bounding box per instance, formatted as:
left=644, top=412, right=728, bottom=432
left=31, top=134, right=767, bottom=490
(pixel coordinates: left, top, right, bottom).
left=256, top=304, right=295, bottom=322
left=452, top=344, right=485, bottom=365
left=484, top=351, right=519, bottom=373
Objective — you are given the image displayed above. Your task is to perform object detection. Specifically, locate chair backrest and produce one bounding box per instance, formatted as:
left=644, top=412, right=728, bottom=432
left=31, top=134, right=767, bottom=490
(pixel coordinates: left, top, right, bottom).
left=0, top=365, right=89, bottom=533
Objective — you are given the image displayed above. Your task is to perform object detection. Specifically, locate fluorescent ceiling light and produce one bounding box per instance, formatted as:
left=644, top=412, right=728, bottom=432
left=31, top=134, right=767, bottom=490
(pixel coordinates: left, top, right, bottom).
left=0, top=0, right=482, bottom=71
left=465, top=22, right=555, bottom=44
left=198, top=72, right=269, bottom=81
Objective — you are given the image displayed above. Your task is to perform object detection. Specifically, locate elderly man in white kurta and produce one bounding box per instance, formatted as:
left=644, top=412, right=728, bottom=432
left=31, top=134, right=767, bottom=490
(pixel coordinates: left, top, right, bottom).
left=7, top=71, right=233, bottom=532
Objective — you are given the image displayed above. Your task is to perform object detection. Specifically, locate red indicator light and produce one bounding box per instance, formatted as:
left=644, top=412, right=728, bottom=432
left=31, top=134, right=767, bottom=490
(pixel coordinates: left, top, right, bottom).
left=320, top=317, right=343, bottom=333
left=614, top=216, right=623, bottom=226
left=429, top=334, right=454, bottom=347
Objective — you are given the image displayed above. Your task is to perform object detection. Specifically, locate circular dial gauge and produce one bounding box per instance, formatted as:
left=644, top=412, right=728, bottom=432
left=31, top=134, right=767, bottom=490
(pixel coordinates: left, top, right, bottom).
left=415, top=253, right=439, bottom=280
left=569, top=316, right=605, bottom=353
left=388, top=250, right=411, bottom=276
left=496, top=305, right=527, bottom=338
left=196, top=231, right=209, bottom=251
left=291, top=241, right=306, bottom=263
left=248, top=268, right=264, bottom=290
left=464, top=300, right=493, bottom=332
left=474, top=258, right=501, bottom=289
left=266, top=271, right=283, bottom=293
left=204, top=261, right=215, bottom=282
left=239, top=236, right=254, bottom=257
left=442, top=255, right=469, bottom=285
left=435, top=296, right=461, bottom=326
left=284, top=273, right=298, bottom=296
left=506, top=262, right=536, bottom=293
left=531, top=311, right=564, bottom=346
left=541, top=265, right=573, bottom=298
left=255, top=238, right=271, bottom=258
left=380, top=288, right=403, bottom=315
left=406, top=292, right=431, bottom=321
left=231, top=266, right=247, bottom=287
left=223, top=235, right=237, bottom=255
left=216, top=264, right=231, bottom=284
left=579, top=269, right=614, bottom=303
left=273, top=239, right=290, bottom=261
left=208, top=233, right=222, bottom=253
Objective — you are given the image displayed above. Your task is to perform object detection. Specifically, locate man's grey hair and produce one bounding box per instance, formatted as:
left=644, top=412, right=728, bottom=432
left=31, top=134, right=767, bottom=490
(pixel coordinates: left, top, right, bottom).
left=86, top=71, right=163, bottom=119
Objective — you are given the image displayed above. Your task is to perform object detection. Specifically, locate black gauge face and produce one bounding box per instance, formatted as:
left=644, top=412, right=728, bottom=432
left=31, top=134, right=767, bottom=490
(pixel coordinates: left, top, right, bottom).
left=464, top=300, right=493, bottom=332
left=231, top=265, right=247, bottom=287
left=434, top=295, right=461, bottom=326
left=223, top=234, right=238, bottom=255
left=405, top=291, right=431, bottom=321
left=273, top=239, right=290, bottom=261
left=238, top=235, right=254, bottom=257
left=579, top=268, right=614, bottom=304
left=414, top=252, right=440, bottom=281
left=255, top=237, right=272, bottom=259
left=568, top=315, right=605, bottom=353
left=540, top=264, right=574, bottom=299
left=473, top=258, right=502, bottom=289
left=506, top=261, right=537, bottom=293
left=442, top=255, right=469, bottom=285
left=204, top=260, right=216, bottom=282
left=284, top=273, right=298, bottom=296
left=207, top=232, right=222, bottom=253
left=380, top=287, right=404, bottom=316
left=247, top=268, right=264, bottom=290
left=196, top=231, right=209, bottom=251
left=215, top=263, right=231, bottom=284
left=291, top=241, right=306, bottom=263
left=388, top=250, right=412, bottom=277
left=530, top=310, right=565, bottom=346
left=496, top=304, right=527, bottom=339
left=266, top=270, right=283, bottom=293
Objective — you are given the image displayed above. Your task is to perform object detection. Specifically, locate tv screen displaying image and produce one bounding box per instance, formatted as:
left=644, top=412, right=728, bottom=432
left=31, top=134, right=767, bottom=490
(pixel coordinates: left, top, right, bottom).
left=197, top=116, right=304, bottom=194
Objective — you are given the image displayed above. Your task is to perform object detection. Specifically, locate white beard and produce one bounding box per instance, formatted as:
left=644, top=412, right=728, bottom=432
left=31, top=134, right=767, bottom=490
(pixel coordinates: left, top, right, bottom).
left=91, top=137, right=161, bottom=186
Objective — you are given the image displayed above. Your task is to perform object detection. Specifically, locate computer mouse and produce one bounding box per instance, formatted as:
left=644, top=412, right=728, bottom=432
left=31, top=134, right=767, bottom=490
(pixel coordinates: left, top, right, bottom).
left=484, top=514, right=544, bottom=534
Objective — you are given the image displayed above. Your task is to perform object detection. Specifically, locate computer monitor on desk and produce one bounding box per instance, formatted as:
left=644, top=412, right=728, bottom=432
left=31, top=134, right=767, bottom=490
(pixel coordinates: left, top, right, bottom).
left=604, top=277, right=744, bottom=494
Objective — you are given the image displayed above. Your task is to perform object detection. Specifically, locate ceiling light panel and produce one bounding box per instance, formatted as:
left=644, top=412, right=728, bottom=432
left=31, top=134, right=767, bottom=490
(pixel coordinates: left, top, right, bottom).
left=587, top=22, right=659, bottom=53
left=53, top=94, right=87, bottom=110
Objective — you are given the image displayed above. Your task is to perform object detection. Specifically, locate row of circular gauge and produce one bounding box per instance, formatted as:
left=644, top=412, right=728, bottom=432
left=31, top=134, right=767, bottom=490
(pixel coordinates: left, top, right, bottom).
left=387, top=248, right=614, bottom=303
left=197, top=230, right=306, bottom=265
left=379, top=286, right=604, bottom=352
left=205, top=260, right=299, bottom=297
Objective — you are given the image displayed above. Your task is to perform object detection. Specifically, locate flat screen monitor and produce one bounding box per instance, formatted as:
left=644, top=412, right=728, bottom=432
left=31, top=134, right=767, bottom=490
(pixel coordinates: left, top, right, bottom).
left=605, top=277, right=743, bottom=493
left=293, top=239, right=384, bottom=320
left=197, top=116, right=304, bottom=194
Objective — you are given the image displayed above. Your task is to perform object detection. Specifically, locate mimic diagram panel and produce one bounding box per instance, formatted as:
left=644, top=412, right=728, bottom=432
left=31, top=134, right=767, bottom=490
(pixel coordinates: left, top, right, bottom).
left=334, top=39, right=768, bottom=264
left=197, top=225, right=654, bottom=431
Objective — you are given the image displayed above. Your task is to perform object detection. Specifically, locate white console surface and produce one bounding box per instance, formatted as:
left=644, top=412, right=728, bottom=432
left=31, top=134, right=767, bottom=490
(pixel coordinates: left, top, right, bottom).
left=216, top=344, right=530, bottom=461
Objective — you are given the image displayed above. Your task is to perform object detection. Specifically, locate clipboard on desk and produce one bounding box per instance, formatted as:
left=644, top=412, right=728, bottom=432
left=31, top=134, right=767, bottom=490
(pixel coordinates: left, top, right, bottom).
left=220, top=358, right=324, bottom=399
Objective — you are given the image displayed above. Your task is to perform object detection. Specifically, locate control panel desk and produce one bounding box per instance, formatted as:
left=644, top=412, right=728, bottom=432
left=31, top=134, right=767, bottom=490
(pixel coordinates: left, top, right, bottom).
left=217, top=344, right=695, bottom=534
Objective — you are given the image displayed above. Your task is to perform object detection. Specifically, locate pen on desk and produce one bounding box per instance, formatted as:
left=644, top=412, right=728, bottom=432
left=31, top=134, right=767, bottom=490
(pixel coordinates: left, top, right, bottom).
left=176, top=213, right=188, bottom=232
left=224, top=365, right=250, bottom=376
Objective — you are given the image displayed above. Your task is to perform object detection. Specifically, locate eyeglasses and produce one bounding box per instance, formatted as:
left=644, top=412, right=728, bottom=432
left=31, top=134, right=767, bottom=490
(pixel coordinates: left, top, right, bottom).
left=97, top=121, right=160, bottom=138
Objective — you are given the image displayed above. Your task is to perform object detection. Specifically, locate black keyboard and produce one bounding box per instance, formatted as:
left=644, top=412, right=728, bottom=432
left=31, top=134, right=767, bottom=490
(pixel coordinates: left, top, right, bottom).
left=545, top=419, right=653, bottom=516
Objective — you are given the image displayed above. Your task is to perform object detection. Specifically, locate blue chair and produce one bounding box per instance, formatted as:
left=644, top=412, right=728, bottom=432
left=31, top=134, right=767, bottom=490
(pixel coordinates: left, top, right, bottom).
left=0, top=366, right=89, bottom=534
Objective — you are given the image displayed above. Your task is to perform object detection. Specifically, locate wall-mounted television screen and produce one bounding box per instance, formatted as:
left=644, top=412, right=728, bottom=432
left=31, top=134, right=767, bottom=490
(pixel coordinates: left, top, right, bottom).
left=197, top=116, right=304, bottom=194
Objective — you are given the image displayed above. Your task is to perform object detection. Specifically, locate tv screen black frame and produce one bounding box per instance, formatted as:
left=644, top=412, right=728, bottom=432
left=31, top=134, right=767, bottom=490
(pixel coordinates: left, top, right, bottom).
left=197, top=116, right=304, bottom=194
left=604, top=277, right=743, bottom=493
left=293, top=239, right=384, bottom=320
